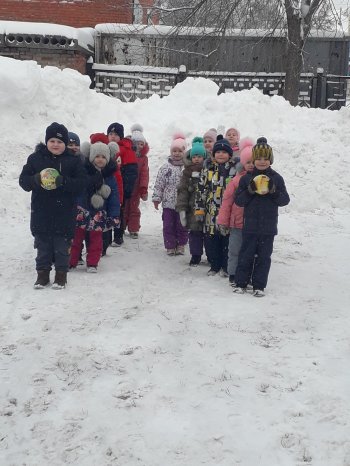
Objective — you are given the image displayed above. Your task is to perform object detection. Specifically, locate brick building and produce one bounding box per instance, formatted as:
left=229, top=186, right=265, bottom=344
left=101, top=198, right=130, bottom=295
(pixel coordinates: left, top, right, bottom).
left=0, top=0, right=156, bottom=28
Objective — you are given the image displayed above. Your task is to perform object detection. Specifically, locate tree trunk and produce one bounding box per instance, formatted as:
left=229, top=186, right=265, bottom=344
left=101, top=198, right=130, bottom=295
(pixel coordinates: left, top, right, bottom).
left=284, top=0, right=304, bottom=106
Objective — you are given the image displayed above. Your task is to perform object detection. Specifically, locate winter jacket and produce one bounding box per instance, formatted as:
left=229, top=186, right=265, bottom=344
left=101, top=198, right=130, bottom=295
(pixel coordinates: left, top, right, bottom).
left=19, top=143, right=87, bottom=239
left=76, top=158, right=120, bottom=231
left=176, top=161, right=204, bottom=232
left=217, top=170, right=247, bottom=229
left=118, top=138, right=138, bottom=200
left=235, top=167, right=290, bottom=236
left=194, top=159, right=237, bottom=235
left=152, top=158, right=184, bottom=210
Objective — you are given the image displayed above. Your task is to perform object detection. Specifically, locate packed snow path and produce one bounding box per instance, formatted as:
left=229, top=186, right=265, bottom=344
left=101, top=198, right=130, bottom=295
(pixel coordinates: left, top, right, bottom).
left=1, top=208, right=349, bottom=466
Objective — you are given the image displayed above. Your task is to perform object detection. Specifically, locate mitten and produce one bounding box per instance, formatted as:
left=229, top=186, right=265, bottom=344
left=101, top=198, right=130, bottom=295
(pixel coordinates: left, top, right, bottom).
left=92, top=172, right=104, bottom=190
left=248, top=178, right=257, bottom=194
left=55, top=175, right=64, bottom=188
left=218, top=225, right=230, bottom=236
left=91, top=193, right=104, bottom=209
left=141, top=193, right=148, bottom=201
left=268, top=178, right=276, bottom=194
left=153, top=201, right=160, bottom=210
left=97, top=184, right=111, bottom=199
left=179, top=211, right=187, bottom=227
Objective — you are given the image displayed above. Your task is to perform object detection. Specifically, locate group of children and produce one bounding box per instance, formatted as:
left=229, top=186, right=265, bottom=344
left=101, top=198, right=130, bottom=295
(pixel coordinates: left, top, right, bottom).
left=19, top=121, right=149, bottom=289
left=152, top=127, right=290, bottom=297
left=19, top=121, right=289, bottom=297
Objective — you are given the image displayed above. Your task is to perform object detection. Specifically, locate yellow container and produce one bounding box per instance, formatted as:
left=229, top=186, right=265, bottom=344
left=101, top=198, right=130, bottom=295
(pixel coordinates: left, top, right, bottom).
left=253, top=174, right=270, bottom=195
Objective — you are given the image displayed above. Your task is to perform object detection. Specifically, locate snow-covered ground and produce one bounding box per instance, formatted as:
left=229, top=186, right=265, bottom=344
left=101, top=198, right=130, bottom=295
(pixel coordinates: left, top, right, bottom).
left=0, top=56, right=350, bottom=466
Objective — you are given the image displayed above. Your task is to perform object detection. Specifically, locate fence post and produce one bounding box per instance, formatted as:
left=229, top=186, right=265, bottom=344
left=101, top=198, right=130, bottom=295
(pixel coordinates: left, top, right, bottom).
left=177, top=65, right=187, bottom=83
left=86, top=56, right=95, bottom=89
left=314, top=68, right=327, bottom=109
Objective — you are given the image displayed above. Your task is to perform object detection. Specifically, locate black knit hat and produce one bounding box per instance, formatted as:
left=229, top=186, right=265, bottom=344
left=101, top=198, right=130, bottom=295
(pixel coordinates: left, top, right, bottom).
left=45, top=122, right=68, bottom=145
left=107, top=122, right=124, bottom=139
left=212, top=135, right=233, bottom=158
left=252, top=137, right=274, bottom=164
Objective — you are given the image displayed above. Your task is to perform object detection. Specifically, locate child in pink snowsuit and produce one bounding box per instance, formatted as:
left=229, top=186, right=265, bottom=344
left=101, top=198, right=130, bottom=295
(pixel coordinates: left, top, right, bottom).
left=124, top=124, right=149, bottom=238
left=217, top=138, right=254, bottom=285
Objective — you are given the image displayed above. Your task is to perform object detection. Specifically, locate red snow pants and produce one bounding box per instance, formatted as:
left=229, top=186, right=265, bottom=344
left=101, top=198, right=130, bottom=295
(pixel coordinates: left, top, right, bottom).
left=70, top=228, right=103, bottom=268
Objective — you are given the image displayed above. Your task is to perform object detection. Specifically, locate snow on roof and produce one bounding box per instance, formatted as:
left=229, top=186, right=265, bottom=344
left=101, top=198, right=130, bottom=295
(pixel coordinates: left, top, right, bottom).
left=0, top=20, right=96, bottom=51
left=95, top=23, right=349, bottom=39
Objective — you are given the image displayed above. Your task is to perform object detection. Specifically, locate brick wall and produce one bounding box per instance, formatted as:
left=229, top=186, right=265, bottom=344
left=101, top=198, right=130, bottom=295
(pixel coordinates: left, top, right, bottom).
left=0, top=0, right=155, bottom=28
left=1, top=46, right=89, bottom=74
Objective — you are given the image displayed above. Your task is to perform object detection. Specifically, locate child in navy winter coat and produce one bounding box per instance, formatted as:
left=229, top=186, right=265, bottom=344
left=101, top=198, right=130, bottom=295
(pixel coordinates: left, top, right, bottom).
left=233, top=137, right=290, bottom=297
left=69, top=141, right=120, bottom=272
left=19, top=122, right=87, bottom=289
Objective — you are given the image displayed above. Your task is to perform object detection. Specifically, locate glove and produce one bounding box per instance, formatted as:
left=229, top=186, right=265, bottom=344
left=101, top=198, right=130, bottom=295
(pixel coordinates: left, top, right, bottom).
left=92, top=171, right=104, bottom=190
left=113, top=217, right=120, bottom=226
left=55, top=175, right=64, bottom=188
left=141, top=193, right=148, bottom=201
left=248, top=178, right=257, bottom=194
left=268, top=178, right=276, bottom=194
left=153, top=201, right=160, bottom=210
left=218, top=225, right=230, bottom=236
left=33, top=173, right=41, bottom=187
left=179, top=211, right=187, bottom=227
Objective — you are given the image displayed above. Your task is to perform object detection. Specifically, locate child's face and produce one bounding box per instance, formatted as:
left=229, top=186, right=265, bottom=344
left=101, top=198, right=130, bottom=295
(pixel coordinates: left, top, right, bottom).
left=171, top=147, right=184, bottom=161
left=254, top=158, right=271, bottom=170
left=136, top=141, right=145, bottom=150
left=67, top=142, right=80, bottom=154
left=191, top=155, right=204, bottom=165
left=244, top=159, right=254, bottom=172
left=93, top=154, right=108, bottom=169
left=214, top=150, right=230, bottom=164
left=226, top=129, right=239, bottom=146
left=108, top=132, right=120, bottom=143
left=47, top=138, right=65, bottom=155
left=204, top=137, right=214, bottom=151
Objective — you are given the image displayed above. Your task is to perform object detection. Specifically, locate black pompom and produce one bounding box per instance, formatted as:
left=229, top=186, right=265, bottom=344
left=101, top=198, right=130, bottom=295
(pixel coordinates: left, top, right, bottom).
left=216, top=134, right=224, bottom=141
left=256, top=137, right=267, bottom=144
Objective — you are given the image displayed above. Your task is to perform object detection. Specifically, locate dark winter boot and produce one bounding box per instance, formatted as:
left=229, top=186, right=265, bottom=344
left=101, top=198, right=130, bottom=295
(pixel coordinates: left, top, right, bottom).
left=189, top=255, right=201, bottom=266
left=34, top=270, right=50, bottom=289
left=52, top=270, right=67, bottom=290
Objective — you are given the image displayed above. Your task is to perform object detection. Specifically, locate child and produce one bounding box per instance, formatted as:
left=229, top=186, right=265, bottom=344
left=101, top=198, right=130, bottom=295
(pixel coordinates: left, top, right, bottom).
left=203, top=128, right=217, bottom=157
left=67, top=132, right=83, bottom=161
left=124, top=124, right=149, bottom=239
left=225, top=127, right=240, bottom=154
left=217, top=138, right=255, bottom=285
left=194, top=135, right=237, bottom=276
left=19, top=122, right=87, bottom=289
left=176, top=136, right=207, bottom=266
left=107, top=122, right=138, bottom=246
left=152, top=132, right=188, bottom=255
left=87, top=132, right=123, bottom=256
left=233, top=137, right=290, bottom=297
left=69, top=141, right=120, bottom=272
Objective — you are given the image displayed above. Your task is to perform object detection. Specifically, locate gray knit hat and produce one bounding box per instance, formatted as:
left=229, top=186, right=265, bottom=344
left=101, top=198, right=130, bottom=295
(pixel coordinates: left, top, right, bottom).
left=89, top=142, right=111, bottom=164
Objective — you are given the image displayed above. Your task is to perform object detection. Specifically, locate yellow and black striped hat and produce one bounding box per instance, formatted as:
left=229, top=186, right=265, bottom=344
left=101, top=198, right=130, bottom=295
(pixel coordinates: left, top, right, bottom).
left=252, top=137, right=273, bottom=164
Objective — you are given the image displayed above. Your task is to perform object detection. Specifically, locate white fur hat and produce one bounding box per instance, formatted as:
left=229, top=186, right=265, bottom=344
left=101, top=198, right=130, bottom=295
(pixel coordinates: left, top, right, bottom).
left=89, top=142, right=110, bottom=163
left=130, top=123, right=146, bottom=143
